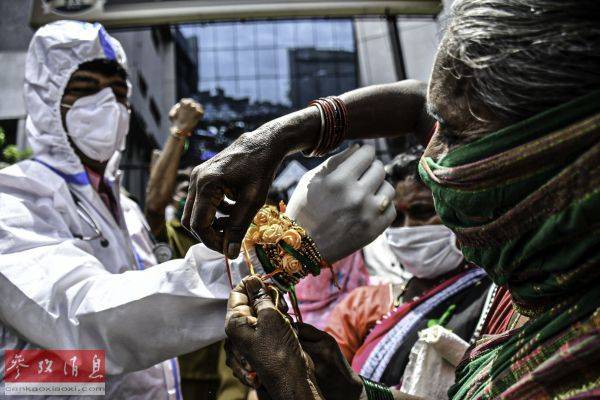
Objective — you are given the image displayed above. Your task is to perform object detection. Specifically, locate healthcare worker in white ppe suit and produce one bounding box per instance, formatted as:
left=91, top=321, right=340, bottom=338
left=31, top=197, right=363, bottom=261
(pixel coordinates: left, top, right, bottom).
left=0, top=21, right=396, bottom=399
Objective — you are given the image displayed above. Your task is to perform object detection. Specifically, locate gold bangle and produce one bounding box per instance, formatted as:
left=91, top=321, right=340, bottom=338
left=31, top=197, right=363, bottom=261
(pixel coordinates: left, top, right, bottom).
left=243, top=202, right=331, bottom=288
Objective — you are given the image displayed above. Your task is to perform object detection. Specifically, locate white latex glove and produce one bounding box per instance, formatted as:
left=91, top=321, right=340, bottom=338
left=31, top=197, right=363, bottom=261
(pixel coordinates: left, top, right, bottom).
left=287, top=145, right=396, bottom=262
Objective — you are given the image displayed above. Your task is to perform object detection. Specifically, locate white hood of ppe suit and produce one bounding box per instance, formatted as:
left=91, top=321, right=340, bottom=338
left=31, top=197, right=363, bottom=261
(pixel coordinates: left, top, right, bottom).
left=24, top=20, right=128, bottom=175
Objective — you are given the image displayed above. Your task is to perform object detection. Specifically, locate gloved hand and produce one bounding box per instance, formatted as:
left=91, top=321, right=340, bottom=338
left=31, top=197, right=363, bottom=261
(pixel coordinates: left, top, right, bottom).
left=169, top=98, right=204, bottom=135
left=297, top=323, right=364, bottom=400
left=225, top=276, right=324, bottom=400
left=286, top=145, right=396, bottom=262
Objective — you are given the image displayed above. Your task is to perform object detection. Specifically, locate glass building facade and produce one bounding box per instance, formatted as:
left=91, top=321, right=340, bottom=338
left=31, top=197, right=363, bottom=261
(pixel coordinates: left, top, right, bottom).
left=180, top=19, right=358, bottom=125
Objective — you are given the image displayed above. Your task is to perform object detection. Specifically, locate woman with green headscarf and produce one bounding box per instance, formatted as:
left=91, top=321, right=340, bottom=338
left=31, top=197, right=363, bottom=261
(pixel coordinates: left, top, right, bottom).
left=186, top=1, right=599, bottom=399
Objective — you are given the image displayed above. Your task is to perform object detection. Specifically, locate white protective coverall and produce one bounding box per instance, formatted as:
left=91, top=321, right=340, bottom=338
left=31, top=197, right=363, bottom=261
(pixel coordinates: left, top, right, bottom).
left=0, top=21, right=257, bottom=399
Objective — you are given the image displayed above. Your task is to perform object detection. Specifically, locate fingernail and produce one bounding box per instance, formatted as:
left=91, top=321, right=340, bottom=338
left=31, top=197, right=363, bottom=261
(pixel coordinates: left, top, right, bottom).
left=227, top=242, right=241, bottom=258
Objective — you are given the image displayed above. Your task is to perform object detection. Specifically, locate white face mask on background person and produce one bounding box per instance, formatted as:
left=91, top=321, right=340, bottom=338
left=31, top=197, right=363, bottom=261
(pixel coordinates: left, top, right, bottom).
left=63, top=87, right=130, bottom=163
left=385, top=225, right=464, bottom=279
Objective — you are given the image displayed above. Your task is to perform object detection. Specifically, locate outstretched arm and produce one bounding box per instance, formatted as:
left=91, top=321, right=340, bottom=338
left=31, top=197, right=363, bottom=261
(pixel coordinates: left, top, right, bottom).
left=182, top=79, right=433, bottom=257
left=145, top=98, right=203, bottom=236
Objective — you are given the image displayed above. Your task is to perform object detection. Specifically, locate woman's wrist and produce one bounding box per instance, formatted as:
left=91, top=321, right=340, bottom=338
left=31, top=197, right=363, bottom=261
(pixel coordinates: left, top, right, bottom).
left=254, top=107, right=321, bottom=156
left=169, top=125, right=193, bottom=138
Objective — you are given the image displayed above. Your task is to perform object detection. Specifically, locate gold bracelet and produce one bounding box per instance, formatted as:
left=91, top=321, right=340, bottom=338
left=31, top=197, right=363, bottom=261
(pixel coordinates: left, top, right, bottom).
left=243, top=202, right=333, bottom=290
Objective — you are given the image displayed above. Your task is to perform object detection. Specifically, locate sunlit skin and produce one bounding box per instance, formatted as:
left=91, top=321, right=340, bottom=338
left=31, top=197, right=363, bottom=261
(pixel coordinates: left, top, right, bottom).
left=425, top=36, right=503, bottom=161
left=60, top=68, right=129, bottom=174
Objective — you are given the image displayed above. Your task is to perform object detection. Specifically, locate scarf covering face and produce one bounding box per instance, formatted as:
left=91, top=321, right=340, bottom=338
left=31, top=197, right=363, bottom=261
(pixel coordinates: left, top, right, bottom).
left=419, top=92, right=600, bottom=399
left=419, top=91, right=600, bottom=315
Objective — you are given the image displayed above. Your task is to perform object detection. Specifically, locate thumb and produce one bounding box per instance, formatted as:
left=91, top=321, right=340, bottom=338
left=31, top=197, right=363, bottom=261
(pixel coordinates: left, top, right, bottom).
left=223, top=190, right=265, bottom=259
left=320, top=143, right=360, bottom=175
left=169, top=103, right=180, bottom=120
left=244, top=276, right=276, bottom=314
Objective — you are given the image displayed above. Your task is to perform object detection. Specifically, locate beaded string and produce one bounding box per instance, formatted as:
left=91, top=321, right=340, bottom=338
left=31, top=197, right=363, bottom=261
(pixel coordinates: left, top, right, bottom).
left=359, top=376, right=394, bottom=400
left=236, top=203, right=337, bottom=323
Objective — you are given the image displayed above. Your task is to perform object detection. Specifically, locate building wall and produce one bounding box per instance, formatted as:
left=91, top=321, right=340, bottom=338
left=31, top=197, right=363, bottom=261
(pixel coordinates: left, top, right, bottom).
left=288, top=48, right=357, bottom=110
left=0, top=0, right=35, bottom=149
left=397, top=18, right=440, bottom=83
left=0, top=52, right=27, bottom=122
left=354, top=19, right=399, bottom=87
left=0, top=0, right=35, bottom=52
left=353, top=12, right=446, bottom=160
left=354, top=17, right=440, bottom=87
left=111, top=28, right=177, bottom=147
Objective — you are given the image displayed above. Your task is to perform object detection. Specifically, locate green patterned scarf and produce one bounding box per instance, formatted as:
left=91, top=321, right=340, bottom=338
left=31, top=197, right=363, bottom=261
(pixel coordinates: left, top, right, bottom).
left=419, top=91, right=600, bottom=315
left=419, top=91, right=600, bottom=399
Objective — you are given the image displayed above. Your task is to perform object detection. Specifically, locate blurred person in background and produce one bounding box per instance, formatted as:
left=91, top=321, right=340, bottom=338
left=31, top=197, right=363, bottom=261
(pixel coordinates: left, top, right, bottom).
left=321, top=146, right=493, bottom=399
left=293, top=144, right=428, bottom=331
left=0, top=20, right=397, bottom=399
left=360, top=146, right=424, bottom=285
left=146, top=98, right=204, bottom=239
left=324, top=145, right=491, bottom=367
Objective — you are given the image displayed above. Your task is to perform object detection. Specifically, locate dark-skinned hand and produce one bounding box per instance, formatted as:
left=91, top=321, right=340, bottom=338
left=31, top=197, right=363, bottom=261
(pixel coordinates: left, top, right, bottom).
left=180, top=130, right=281, bottom=257
left=223, top=286, right=289, bottom=391
left=180, top=80, right=433, bottom=258
left=297, top=323, right=364, bottom=400
left=181, top=109, right=319, bottom=259
left=225, top=276, right=323, bottom=400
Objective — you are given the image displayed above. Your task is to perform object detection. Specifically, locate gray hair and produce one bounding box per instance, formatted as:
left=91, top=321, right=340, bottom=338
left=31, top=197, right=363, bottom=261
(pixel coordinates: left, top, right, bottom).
left=445, top=0, right=600, bottom=123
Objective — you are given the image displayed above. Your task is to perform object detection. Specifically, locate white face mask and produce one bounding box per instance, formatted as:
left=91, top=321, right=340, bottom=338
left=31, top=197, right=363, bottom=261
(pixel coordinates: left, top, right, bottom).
left=64, top=87, right=130, bottom=163
left=385, top=225, right=464, bottom=279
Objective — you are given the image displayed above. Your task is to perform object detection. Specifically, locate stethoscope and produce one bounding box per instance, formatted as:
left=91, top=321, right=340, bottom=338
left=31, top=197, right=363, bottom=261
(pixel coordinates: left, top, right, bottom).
left=71, top=191, right=173, bottom=263
left=71, top=192, right=110, bottom=248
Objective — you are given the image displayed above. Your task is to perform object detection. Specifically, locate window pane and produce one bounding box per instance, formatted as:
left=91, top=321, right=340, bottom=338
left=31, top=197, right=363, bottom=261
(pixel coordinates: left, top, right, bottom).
left=215, top=79, right=236, bottom=97
left=216, top=50, right=235, bottom=79
left=236, top=49, right=257, bottom=78
left=238, top=79, right=258, bottom=102
left=333, top=21, right=354, bottom=51
left=256, top=49, right=277, bottom=77
left=181, top=19, right=358, bottom=128
left=397, top=18, right=438, bottom=81
left=257, top=78, right=279, bottom=104
left=196, top=25, right=216, bottom=50
left=199, top=80, right=214, bottom=93
left=318, top=79, right=334, bottom=97
left=276, top=21, right=295, bottom=47
left=213, top=23, right=235, bottom=49
left=295, top=21, right=315, bottom=47
left=235, top=22, right=256, bottom=49
left=314, top=22, right=334, bottom=49
left=338, top=76, right=356, bottom=93
left=199, top=50, right=216, bottom=80
left=276, top=49, right=289, bottom=79
left=278, top=78, right=290, bottom=106
left=338, top=59, right=356, bottom=76
left=255, top=22, right=275, bottom=48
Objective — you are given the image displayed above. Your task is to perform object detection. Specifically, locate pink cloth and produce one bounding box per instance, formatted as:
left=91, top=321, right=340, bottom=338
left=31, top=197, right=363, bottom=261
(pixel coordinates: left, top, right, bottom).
left=295, top=251, right=370, bottom=330
left=84, top=166, right=118, bottom=219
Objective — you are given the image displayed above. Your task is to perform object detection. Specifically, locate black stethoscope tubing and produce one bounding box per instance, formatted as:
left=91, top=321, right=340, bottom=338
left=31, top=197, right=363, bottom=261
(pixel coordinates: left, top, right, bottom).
left=70, top=192, right=110, bottom=247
